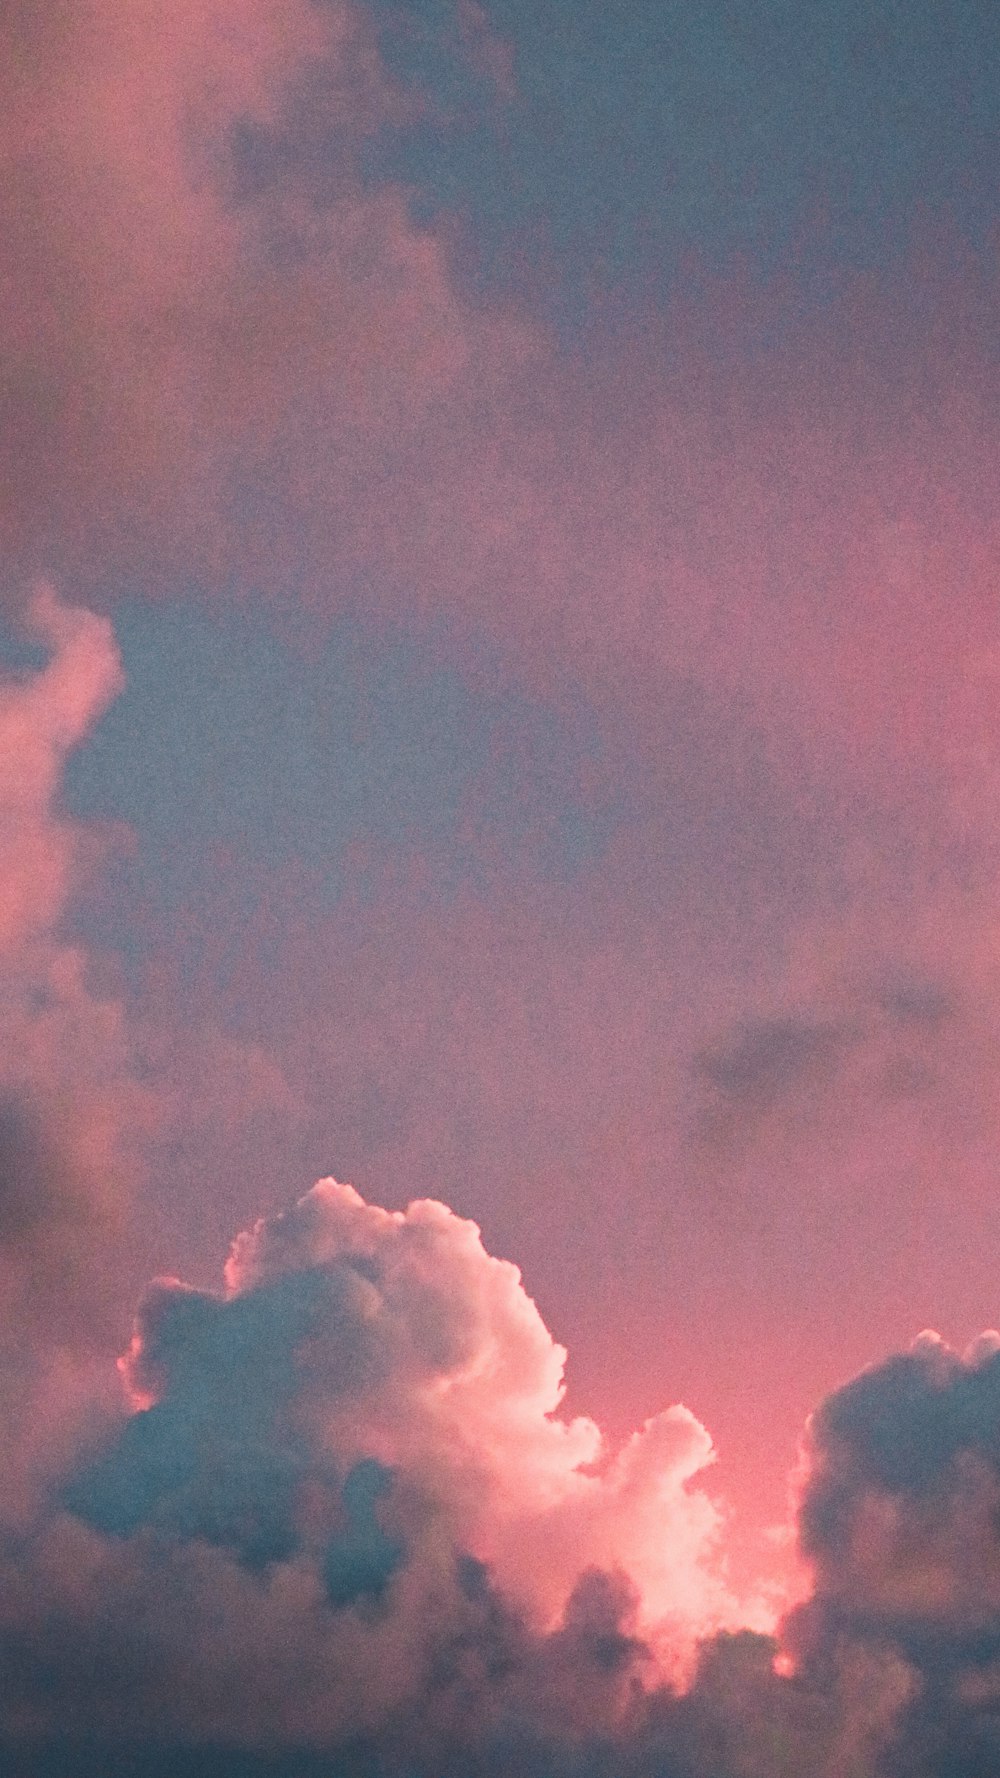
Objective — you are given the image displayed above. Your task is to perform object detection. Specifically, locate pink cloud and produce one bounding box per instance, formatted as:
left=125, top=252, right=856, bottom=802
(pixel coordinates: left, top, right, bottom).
left=0, top=587, right=150, bottom=1517
left=0, top=584, right=122, bottom=952
left=207, top=1177, right=752, bottom=1657
left=0, top=1172, right=763, bottom=1747
left=0, top=1, right=499, bottom=580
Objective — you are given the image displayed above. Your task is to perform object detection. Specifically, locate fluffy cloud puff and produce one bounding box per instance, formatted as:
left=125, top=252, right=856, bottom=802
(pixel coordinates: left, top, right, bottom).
left=0, top=1175, right=745, bottom=1759
left=796, top=1330, right=1000, bottom=1636
left=785, top=1331, right=1000, bottom=1772
left=76, top=1177, right=744, bottom=1660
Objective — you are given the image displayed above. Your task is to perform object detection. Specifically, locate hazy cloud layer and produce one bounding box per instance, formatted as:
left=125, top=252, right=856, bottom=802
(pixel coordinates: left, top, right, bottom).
left=3, top=0, right=999, bottom=791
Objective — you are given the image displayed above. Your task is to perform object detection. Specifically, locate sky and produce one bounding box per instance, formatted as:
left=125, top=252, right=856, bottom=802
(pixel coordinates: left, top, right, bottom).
left=3, top=1, right=1000, bottom=1771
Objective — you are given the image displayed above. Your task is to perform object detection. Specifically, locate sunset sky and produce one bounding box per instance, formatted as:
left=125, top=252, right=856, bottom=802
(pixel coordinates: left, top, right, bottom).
left=3, top=3, right=1000, bottom=1771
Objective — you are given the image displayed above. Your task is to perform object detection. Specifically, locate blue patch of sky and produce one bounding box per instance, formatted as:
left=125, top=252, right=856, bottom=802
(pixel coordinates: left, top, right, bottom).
left=52, top=598, right=870, bottom=1016
left=61, top=601, right=617, bottom=918
left=348, top=0, right=1000, bottom=321
left=0, top=612, right=50, bottom=674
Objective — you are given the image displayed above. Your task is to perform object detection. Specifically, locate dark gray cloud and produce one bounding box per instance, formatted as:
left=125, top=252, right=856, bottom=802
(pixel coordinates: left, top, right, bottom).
left=785, top=1333, right=1000, bottom=1774
left=65, top=1264, right=405, bottom=1595
left=800, top=1334, right=1000, bottom=1572
left=877, top=980, right=956, bottom=1029
left=696, top=1015, right=851, bottom=1107
left=692, top=970, right=962, bottom=1147
left=0, top=1095, right=69, bottom=1247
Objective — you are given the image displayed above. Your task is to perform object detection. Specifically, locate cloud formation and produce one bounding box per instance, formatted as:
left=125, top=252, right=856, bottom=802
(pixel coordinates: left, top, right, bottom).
left=3, top=4, right=1000, bottom=1767
left=0, top=587, right=145, bottom=1515
left=86, top=1178, right=742, bottom=1653
left=798, top=1331, right=1000, bottom=1636
left=0, top=1174, right=734, bottom=1757
left=780, top=1332, right=1000, bottom=1773
left=5, top=1145, right=1000, bottom=1772
left=0, top=0, right=521, bottom=605
left=0, top=585, right=122, bottom=951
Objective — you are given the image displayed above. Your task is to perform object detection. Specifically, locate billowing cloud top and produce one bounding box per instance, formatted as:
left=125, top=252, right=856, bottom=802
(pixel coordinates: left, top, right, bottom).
left=800, top=1329, right=1000, bottom=1635
left=91, top=1177, right=739, bottom=1653
left=12, top=1167, right=1000, bottom=1773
